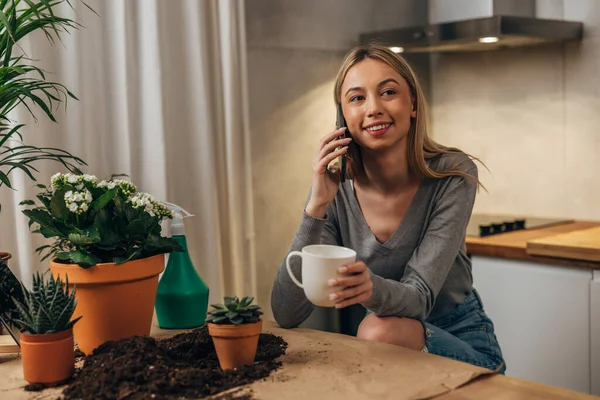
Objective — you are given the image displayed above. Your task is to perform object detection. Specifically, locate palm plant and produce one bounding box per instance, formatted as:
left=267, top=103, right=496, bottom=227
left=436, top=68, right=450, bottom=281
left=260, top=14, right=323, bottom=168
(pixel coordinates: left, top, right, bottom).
left=0, top=0, right=92, bottom=210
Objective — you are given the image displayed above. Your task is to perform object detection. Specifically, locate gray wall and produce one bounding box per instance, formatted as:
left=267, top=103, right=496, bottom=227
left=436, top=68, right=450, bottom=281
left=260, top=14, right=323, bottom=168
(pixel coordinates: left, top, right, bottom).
left=430, top=0, right=600, bottom=220
left=245, top=0, right=428, bottom=317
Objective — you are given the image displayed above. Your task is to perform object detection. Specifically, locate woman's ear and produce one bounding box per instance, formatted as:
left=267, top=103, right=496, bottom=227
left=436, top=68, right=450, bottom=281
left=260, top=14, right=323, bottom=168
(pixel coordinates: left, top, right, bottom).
left=411, top=103, right=417, bottom=118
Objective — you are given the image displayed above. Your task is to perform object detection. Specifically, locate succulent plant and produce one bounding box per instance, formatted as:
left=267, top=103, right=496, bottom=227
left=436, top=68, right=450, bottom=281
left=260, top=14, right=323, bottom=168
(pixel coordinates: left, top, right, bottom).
left=206, top=296, right=263, bottom=325
left=12, top=272, right=82, bottom=334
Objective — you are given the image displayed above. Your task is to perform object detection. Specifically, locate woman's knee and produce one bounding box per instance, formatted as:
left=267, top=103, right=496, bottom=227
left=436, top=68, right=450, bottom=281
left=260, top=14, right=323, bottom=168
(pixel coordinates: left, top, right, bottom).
left=357, top=314, right=392, bottom=343
left=357, top=314, right=425, bottom=350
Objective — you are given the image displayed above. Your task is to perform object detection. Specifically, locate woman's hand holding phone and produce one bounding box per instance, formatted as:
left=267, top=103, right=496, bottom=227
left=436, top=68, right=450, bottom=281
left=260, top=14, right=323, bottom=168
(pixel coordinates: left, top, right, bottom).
left=305, top=128, right=352, bottom=219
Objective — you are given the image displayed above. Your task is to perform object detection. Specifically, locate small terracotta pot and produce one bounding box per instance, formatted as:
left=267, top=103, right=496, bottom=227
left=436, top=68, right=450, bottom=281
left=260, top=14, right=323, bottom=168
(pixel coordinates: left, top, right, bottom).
left=208, top=320, right=263, bottom=370
left=20, top=328, right=74, bottom=384
left=50, top=254, right=165, bottom=355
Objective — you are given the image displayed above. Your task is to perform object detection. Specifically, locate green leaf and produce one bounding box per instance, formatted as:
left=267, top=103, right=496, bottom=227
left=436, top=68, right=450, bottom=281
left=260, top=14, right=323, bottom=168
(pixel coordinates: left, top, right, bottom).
left=34, top=244, right=51, bottom=253
left=138, top=211, right=161, bottom=234
left=56, top=251, right=101, bottom=269
left=125, top=219, right=146, bottom=240
left=125, top=206, right=136, bottom=222
left=225, top=311, right=239, bottom=320
left=231, top=317, right=244, bottom=325
left=241, top=296, right=254, bottom=307
left=67, top=227, right=100, bottom=246
left=68, top=315, right=83, bottom=329
left=22, top=208, right=62, bottom=237
left=113, top=195, right=124, bottom=214
left=36, top=193, right=51, bottom=209
left=138, top=235, right=180, bottom=258
left=224, top=296, right=238, bottom=306
left=0, top=171, right=12, bottom=188
left=19, top=199, right=35, bottom=205
left=92, top=188, right=116, bottom=211
left=210, top=316, right=228, bottom=324
left=50, top=184, right=74, bottom=220
left=38, top=225, right=59, bottom=238
left=93, top=208, right=120, bottom=247
left=113, top=249, right=142, bottom=265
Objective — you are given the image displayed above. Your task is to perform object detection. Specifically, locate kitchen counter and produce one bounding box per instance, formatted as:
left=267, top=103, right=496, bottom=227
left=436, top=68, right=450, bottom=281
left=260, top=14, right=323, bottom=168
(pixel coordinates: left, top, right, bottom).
left=0, top=321, right=597, bottom=400
left=466, top=221, right=600, bottom=268
left=468, top=221, right=600, bottom=394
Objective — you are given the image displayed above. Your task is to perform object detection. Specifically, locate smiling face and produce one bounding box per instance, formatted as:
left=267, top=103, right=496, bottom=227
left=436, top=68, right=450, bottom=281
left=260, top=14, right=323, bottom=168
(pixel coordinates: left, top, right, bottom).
left=340, top=58, right=416, bottom=153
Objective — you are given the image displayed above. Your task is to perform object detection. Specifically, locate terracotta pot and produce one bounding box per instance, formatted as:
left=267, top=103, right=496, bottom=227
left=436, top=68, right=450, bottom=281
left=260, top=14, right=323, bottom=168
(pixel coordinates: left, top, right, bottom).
left=208, top=320, right=263, bottom=370
left=20, top=328, right=74, bottom=384
left=50, top=254, right=165, bottom=355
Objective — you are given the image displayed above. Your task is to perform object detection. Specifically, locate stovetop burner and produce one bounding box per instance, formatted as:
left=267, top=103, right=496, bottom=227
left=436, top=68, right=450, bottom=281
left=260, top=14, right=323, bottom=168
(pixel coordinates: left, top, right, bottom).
left=466, top=214, right=573, bottom=237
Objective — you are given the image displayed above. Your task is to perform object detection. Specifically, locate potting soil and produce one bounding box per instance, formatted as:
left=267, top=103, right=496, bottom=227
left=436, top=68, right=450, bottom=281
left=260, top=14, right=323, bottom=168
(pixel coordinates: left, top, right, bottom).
left=60, top=325, right=287, bottom=399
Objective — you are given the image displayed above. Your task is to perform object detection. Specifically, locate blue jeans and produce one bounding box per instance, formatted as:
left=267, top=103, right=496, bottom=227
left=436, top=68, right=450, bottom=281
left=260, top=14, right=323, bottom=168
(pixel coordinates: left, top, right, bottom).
left=423, top=289, right=506, bottom=373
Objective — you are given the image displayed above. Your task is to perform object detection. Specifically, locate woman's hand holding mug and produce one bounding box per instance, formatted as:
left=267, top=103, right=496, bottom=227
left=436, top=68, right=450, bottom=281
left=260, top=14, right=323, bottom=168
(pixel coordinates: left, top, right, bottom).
left=327, top=261, right=373, bottom=308
left=286, top=244, right=357, bottom=307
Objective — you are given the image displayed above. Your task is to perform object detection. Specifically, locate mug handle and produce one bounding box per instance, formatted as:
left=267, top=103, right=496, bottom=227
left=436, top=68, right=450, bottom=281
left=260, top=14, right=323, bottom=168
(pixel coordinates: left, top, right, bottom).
left=285, top=251, right=304, bottom=288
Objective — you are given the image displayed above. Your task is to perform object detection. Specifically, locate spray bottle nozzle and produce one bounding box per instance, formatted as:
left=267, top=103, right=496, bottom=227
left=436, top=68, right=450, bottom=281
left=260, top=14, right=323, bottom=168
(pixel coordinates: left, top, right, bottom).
left=162, top=201, right=194, bottom=236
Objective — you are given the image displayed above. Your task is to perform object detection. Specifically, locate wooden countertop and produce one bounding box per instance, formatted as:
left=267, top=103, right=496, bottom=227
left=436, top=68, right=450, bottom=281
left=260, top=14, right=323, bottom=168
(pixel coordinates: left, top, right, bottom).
left=441, top=373, right=598, bottom=400
left=466, top=221, right=600, bottom=268
left=0, top=321, right=598, bottom=400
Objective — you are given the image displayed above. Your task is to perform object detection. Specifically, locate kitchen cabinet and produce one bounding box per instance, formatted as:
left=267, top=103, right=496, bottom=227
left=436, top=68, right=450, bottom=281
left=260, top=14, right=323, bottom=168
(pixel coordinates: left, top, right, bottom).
left=471, top=255, right=594, bottom=394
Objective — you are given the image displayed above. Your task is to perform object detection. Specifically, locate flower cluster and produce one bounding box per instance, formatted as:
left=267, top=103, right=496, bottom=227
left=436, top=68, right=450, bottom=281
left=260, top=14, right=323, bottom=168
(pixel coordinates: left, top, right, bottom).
left=128, top=193, right=173, bottom=218
left=98, top=179, right=137, bottom=196
left=51, top=173, right=98, bottom=191
left=48, top=173, right=171, bottom=219
left=64, top=189, right=93, bottom=214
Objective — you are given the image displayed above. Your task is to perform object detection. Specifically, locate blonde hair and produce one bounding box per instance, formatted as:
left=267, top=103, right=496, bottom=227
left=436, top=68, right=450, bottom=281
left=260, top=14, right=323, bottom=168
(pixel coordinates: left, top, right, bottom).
left=334, top=44, right=483, bottom=188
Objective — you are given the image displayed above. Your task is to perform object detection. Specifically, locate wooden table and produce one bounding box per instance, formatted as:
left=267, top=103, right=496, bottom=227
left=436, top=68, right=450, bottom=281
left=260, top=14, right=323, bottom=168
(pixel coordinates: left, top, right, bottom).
left=0, top=321, right=597, bottom=400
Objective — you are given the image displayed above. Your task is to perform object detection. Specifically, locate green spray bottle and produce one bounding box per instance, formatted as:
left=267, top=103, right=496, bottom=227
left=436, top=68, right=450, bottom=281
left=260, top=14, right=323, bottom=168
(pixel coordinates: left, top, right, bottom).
left=155, top=203, right=209, bottom=329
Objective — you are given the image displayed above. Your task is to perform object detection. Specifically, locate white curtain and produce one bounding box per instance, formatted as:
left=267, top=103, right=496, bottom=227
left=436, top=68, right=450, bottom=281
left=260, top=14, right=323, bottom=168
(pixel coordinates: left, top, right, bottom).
left=0, top=0, right=257, bottom=304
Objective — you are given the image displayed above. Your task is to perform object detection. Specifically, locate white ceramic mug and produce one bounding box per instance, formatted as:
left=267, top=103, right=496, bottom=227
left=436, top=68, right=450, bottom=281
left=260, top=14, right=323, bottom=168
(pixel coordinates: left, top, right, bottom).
left=286, top=244, right=357, bottom=307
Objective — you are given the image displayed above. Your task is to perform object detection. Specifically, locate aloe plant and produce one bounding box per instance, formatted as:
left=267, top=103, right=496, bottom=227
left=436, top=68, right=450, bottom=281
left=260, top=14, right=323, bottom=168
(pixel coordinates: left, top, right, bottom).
left=207, top=296, right=263, bottom=325
left=0, top=0, right=94, bottom=210
left=12, top=271, right=81, bottom=334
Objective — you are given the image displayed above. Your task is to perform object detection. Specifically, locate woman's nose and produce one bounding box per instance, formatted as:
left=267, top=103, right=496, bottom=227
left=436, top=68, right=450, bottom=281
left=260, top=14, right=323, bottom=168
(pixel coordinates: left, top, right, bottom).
left=365, top=97, right=384, bottom=118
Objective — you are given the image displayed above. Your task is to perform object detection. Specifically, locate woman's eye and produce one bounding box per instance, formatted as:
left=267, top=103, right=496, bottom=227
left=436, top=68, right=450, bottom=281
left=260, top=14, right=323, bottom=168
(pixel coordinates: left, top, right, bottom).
left=350, top=95, right=364, bottom=102
left=382, top=89, right=396, bottom=96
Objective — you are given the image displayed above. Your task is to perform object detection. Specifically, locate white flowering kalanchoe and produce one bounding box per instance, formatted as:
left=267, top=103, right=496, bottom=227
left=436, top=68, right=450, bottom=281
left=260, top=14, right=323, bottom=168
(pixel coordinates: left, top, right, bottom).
left=51, top=173, right=99, bottom=192
left=128, top=193, right=173, bottom=219
left=64, top=189, right=93, bottom=215
left=98, top=179, right=137, bottom=196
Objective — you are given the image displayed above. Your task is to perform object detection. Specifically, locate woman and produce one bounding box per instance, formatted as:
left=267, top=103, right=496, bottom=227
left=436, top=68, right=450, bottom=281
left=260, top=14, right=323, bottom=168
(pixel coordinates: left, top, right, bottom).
left=271, top=44, right=505, bottom=373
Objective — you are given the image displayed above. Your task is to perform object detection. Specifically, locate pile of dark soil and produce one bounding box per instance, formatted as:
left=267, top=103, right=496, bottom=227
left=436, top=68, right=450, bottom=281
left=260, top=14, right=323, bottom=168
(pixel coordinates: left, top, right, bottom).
left=61, top=325, right=287, bottom=400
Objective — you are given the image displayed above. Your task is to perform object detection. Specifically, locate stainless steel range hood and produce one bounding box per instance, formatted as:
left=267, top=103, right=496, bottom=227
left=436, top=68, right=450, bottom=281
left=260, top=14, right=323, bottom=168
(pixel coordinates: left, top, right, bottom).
left=359, top=0, right=583, bottom=53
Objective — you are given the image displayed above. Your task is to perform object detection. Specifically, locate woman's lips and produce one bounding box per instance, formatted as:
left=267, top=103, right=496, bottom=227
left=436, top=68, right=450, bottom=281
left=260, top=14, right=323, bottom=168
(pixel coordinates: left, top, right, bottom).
left=363, top=123, right=392, bottom=137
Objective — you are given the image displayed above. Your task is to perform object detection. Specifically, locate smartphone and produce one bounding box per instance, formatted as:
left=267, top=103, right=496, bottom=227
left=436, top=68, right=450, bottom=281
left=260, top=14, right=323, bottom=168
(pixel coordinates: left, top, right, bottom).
left=335, top=103, right=348, bottom=183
